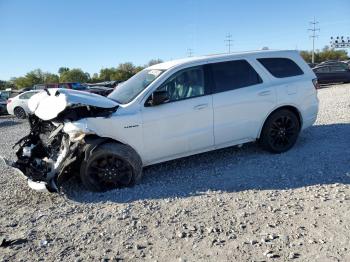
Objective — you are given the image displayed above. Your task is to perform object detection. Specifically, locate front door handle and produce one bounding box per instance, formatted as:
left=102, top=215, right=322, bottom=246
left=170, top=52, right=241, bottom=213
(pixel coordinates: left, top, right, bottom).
left=193, top=103, right=208, bottom=110
left=258, top=90, right=271, bottom=96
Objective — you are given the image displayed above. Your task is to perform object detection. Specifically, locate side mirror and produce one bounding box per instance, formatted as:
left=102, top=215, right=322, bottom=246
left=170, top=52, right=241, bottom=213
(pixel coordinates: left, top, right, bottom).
left=150, top=90, right=169, bottom=106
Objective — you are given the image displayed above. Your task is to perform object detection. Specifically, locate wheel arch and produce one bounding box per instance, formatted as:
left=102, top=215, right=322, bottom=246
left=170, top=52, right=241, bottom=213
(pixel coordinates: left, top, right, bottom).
left=257, top=105, right=303, bottom=139
left=13, top=106, right=27, bottom=118
left=82, top=135, right=143, bottom=165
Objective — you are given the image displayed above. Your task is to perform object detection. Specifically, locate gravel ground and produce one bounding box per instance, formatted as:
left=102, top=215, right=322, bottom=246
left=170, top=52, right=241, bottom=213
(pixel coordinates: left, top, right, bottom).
left=0, top=84, right=349, bottom=262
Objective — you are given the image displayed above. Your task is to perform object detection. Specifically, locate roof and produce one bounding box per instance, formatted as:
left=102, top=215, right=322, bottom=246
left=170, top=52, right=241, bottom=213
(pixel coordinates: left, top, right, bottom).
left=148, top=50, right=299, bottom=70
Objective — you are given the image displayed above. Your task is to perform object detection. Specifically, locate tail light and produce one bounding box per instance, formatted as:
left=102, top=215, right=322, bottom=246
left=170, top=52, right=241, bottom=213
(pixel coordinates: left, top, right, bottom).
left=312, top=78, right=320, bottom=90
left=7, top=99, right=12, bottom=104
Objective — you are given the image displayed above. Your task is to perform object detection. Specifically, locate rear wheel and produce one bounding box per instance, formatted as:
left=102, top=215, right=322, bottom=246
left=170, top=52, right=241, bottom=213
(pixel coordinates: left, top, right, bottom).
left=14, top=107, right=26, bottom=119
left=260, top=109, right=300, bottom=153
left=80, top=143, right=142, bottom=192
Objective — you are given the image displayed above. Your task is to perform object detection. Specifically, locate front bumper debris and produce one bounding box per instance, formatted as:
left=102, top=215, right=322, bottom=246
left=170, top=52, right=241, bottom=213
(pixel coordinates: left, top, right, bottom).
left=11, top=115, right=82, bottom=192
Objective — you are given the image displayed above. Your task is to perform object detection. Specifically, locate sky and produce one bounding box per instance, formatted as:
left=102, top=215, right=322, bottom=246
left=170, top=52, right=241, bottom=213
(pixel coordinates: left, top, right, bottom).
left=0, top=0, right=349, bottom=80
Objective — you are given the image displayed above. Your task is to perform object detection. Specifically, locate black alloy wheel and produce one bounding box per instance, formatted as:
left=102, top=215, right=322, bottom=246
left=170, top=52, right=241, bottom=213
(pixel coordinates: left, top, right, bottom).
left=86, top=154, right=133, bottom=190
left=80, top=142, right=143, bottom=192
left=260, top=109, right=300, bottom=153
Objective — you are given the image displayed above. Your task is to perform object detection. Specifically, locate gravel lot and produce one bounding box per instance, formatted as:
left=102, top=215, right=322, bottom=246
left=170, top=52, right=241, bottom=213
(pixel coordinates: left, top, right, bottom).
left=0, top=84, right=349, bottom=262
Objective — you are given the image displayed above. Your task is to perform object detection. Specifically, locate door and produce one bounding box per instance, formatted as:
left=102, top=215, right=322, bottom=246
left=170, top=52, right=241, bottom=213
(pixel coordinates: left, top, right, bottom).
left=329, top=65, right=350, bottom=82
left=209, top=59, right=276, bottom=146
left=141, top=66, right=214, bottom=164
left=19, top=91, right=37, bottom=112
left=314, top=66, right=331, bottom=84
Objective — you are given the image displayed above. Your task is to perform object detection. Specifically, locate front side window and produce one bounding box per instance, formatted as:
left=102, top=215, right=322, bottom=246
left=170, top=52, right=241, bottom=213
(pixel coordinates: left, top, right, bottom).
left=314, top=67, right=329, bottom=73
left=210, top=60, right=262, bottom=93
left=157, top=66, right=205, bottom=102
left=108, top=69, right=164, bottom=104
left=258, top=58, right=304, bottom=78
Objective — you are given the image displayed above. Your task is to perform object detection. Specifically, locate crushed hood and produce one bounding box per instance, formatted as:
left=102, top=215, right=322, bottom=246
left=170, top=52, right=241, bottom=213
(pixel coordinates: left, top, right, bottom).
left=28, top=88, right=119, bottom=121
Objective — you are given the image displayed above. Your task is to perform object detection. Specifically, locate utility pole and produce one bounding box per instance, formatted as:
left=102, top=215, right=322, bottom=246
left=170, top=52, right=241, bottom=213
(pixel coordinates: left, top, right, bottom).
left=225, top=34, right=233, bottom=53
left=308, top=17, right=320, bottom=63
left=187, top=48, right=194, bottom=57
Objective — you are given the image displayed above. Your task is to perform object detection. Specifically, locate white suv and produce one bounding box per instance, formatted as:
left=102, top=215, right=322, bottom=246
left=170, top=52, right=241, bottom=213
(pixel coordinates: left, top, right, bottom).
left=11, top=50, right=319, bottom=192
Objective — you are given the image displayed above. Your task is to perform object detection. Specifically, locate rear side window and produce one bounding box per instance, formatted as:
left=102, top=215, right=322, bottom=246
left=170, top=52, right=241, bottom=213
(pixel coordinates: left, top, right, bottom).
left=210, top=60, right=262, bottom=93
left=19, top=92, right=36, bottom=99
left=314, top=67, right=329, bottom=73
left=330, top=66, right=347, bottom=72
left=258, top=58, right=304, bottom=78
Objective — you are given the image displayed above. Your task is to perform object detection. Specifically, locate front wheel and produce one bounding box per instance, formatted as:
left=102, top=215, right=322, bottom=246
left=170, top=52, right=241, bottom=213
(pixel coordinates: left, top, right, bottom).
left=259, top=109, right=300, bottom=153
left=14, top=107, right=26, bottom=119
left=80, top=143, right=143, bottom=192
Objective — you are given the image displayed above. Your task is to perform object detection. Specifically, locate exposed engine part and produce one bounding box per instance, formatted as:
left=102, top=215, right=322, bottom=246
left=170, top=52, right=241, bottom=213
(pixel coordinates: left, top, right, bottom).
left=13, top=115, right=82, bottom=192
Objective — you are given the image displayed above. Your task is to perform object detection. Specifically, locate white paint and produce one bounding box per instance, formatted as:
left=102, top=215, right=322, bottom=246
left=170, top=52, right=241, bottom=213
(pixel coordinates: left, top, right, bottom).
left=6, top=90, right=40, bottom=116
left=34, top=51, right=319, bottom=167
left=27, top=179, right=49, bottom=193
left=28, top=88, right=118, bottom=121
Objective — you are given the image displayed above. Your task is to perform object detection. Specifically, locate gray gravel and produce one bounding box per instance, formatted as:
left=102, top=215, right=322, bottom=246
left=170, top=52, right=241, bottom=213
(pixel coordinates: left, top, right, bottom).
left=0, top=84, right=349, bottom=261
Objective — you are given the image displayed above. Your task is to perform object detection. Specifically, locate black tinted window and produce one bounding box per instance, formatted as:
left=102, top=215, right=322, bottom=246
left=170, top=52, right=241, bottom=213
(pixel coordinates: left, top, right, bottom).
left=210, top=60, right=262, bottom=93
left=330, top=66, right=346, bottom=72
left=314, top=67, right=329, bottom=73
left=258, top=58, right=303, bottom=78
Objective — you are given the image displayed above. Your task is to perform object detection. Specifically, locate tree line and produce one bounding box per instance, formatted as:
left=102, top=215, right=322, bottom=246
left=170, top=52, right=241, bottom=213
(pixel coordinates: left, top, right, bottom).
left=1, top=47, right=349, bottom=90
left=0, top=59, right=163, bottom=90
left=300, top=46, right=348, bottom=63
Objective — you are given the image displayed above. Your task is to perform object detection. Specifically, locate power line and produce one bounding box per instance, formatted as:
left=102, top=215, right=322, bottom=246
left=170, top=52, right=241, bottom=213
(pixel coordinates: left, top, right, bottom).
left=308, top=17, right=320, bottom=63
left=187, top=48, right=194, bottom=57
left=225, top=34, right=233, bottom=53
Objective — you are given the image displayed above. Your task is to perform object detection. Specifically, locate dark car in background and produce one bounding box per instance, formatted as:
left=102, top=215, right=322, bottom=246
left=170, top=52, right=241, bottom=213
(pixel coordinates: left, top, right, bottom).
left=313, top=64, right=350, bottom=84
left=33, top=82, right=87, bottom=90
left=0, top=98, right=7, bottom=115
left=32, top=82, right=114, bottom=96
left=316, top=61, right=349, bottom=69
left=307, top=62, right=318, bottom=68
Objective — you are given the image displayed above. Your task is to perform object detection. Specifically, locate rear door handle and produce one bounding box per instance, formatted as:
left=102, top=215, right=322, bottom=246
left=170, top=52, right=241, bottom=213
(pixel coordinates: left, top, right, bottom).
left=258, top=90, right=271, bottom=96
left=193, top=103, right=208, bottom=110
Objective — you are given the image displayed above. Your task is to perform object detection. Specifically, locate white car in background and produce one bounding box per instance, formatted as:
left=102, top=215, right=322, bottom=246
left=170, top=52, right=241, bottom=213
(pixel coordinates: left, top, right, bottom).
left=9, top=50, right=319, bottom=192
left=6, top=90, right=40, bottom=119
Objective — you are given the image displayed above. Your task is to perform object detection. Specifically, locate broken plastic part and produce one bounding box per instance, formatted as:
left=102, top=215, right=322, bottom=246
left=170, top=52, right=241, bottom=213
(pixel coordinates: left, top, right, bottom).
left=27, top=180, right=49, bottom=193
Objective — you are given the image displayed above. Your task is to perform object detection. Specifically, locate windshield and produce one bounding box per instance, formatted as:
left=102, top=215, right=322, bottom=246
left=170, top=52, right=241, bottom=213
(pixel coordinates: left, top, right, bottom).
left=108, top=69, right=164, bottom=104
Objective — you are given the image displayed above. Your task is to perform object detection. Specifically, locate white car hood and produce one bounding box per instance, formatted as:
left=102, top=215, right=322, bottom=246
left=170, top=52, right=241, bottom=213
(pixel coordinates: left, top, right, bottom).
left=28, top=88, right=118, bottom=121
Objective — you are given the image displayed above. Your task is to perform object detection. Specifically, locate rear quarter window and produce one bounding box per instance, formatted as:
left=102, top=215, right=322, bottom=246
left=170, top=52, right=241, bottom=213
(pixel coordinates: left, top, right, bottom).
left=210, top=60, right=262, bottom=93
left=258, top=58, right=304, bottom=78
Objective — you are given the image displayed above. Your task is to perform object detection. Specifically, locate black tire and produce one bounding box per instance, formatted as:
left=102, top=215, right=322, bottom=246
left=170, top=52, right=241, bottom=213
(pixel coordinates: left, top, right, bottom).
left=259, top=109, right=300, bottom=153
left=14, top=107, right=26, bottom=119
left=80, top=142, right=142, bottom=192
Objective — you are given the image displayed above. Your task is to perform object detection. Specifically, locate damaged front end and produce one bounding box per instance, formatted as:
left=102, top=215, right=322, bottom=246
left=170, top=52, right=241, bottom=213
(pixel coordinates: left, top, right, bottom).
left=11, top=88, right=118, bottom=192
left=13, top=116, right=80, bottom=192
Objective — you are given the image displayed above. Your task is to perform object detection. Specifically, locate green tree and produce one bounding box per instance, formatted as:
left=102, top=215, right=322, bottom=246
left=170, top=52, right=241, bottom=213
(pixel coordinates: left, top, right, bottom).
left=60, top=68, right=90, bottom=83
left=99, top=68, right=117, bottom=81
left=90, top=73, right=100, bottom=83
left=11, top=69, right=45, bottom=88
left=300, top=46, right=348, bottom=63
left=0, top=80, right=15, bottom=90
left=43, top=73, right=59, bottom=83
left=111, top=62, right=137, bottom=82
left=58, top=67, right=70, bottom=75
left=147, top=59, right=163, bottom=66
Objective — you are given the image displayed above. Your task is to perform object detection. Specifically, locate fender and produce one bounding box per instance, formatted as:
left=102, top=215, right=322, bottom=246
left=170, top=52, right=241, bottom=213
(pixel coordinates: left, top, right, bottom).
left=256, top=104, right=303, bottom=139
